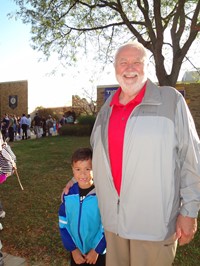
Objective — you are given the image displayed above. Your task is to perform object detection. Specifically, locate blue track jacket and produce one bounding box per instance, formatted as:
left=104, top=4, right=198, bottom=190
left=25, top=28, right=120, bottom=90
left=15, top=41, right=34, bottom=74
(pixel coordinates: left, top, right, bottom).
left=59, top=182, right=106, bottom=255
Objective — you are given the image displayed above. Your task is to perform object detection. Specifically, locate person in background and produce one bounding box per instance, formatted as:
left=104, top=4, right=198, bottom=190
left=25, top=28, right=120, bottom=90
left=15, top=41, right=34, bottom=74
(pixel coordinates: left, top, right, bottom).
left=60, top=115, right=66, bottom=127
left=8, top=114, right=14, bottom=142
left=13, top=115, right=18, bottom=141
left=41, top=116, right=47, bottom=137
left=46, top=115, right=54, bottom=136
left=59, top=148, right=106, bottom=266
left=27, top=114, right=32, bottom=139
left=16, top=116, right=21, bottom=137
left=1, top=114, right=9, bottom=141
left=0, top=131, right=17, bottom=266
left=89, top=42, right=200, bottom=266
left=20, top=114, right=28, bottom=140
left=0, top=132, right=5, bottom=266
left=33, top=113, right=42, bottom=139
left=0, top=201, right=4, bottom=266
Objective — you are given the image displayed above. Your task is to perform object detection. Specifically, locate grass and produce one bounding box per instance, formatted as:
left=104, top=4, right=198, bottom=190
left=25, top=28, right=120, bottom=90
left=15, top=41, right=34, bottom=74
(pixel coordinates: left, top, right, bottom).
left=0, top=135, right=199, bottom=265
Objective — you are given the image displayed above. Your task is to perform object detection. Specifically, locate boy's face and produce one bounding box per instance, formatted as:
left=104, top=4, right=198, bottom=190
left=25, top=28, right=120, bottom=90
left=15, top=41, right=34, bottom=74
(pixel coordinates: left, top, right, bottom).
left=72, top=159, right=93, bottom=189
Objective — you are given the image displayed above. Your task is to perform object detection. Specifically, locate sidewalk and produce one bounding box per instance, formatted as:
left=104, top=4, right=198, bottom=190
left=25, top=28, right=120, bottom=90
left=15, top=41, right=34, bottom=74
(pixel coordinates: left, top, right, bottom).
left=2, top=253, right=47, bottom=266
left=3, top=253, right=27, bottom=266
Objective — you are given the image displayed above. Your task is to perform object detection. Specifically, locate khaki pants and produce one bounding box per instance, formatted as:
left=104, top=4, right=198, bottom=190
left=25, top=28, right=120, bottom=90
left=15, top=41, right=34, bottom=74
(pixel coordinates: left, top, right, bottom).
left=105, top=231, right=177, bottom=266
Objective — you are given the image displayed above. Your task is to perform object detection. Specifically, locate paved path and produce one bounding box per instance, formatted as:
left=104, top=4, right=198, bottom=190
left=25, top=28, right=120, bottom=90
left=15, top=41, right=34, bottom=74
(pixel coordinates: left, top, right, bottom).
left=2, top=253, right=47, bottom=266
left=3, top=253, right=28, bottom=266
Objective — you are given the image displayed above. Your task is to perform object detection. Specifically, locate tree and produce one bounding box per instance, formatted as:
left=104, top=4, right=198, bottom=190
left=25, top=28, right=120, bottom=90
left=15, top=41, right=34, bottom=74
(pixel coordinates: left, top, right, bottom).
left=13, top=0, right=200, bottom=87
left=72, top=95, right=97, bottom=115
left=33, top=107, right=59, bottom=120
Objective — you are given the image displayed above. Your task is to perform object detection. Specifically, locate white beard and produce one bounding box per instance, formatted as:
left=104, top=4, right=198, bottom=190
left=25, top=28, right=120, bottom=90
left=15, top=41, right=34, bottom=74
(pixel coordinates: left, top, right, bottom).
left=116, top=71, right=147, bottom=97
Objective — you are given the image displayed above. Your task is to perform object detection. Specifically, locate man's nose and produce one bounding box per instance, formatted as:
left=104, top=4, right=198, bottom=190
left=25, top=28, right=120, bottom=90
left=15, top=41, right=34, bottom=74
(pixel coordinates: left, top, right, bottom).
left=127, top=62, right=136, bottom=69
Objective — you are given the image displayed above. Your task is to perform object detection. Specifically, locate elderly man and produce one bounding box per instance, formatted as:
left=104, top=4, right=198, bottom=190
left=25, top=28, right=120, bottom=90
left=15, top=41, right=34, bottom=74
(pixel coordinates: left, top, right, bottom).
left=90, top=42, right=200, bottom=266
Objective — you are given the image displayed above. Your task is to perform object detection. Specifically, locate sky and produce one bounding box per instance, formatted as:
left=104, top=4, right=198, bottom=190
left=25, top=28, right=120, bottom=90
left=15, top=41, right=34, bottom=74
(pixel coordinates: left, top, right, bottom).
left=0, top=0, right=117, bottom=113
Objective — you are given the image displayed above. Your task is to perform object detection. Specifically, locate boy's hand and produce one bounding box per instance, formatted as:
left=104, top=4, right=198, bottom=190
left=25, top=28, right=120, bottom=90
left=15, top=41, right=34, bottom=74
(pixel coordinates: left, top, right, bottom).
left=85, top=249, right=98, bottom=264
left=12, top=163, right=17, bottom=170
left=72, top=248, right=86, bottom=264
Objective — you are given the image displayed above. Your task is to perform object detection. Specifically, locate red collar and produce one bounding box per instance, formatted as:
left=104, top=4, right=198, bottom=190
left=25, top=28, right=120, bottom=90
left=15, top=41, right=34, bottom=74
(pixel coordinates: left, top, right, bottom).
left=110, top=83, right=146, bottom=107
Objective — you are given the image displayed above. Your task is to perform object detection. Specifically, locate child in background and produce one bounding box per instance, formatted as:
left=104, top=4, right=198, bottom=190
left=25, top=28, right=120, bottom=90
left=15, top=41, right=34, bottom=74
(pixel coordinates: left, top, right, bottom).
left=59, top=148, right=106, bottom=266
left=0, top=131, right=17, bottom=266
left=0, top=200, right=5, bottom=266
left=0, top=132, right=17, bottom=184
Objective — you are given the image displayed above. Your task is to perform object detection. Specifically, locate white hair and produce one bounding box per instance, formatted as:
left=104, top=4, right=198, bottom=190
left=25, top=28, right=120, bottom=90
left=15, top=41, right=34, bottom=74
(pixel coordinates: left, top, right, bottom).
left=114, top=41, right=149, bottom=65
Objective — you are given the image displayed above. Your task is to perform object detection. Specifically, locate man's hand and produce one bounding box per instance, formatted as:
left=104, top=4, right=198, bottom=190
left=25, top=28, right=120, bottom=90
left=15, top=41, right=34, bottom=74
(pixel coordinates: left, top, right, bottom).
left=72, top=248, right=86, bottom=264
left=85, top=249, right=98, bottom=264
left=176, top=214, right=197, bottom=246
left=61, top=179, right=74, bottom=201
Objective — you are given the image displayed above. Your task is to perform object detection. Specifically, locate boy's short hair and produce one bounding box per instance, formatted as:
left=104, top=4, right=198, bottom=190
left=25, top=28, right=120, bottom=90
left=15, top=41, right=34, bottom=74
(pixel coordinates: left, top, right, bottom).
left=71, top=148, right=92, bottom=164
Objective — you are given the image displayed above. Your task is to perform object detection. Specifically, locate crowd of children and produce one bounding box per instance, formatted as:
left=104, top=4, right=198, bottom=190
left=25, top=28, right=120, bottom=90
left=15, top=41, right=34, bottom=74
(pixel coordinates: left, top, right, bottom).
left=0, top=113, right=31, bottom=141
left=0, top=111, right=77, bottom=142
left=0, top=113, right=57, bottom=141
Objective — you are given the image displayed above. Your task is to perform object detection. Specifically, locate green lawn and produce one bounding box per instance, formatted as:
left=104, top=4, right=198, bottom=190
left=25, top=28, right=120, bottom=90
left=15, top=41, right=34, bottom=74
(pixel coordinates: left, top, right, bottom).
left=0, top=136, right=199, bottom=265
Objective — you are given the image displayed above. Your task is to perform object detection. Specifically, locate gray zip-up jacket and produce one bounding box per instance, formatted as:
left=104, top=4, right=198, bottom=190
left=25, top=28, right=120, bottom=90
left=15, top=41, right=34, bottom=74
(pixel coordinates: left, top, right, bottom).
left=90, top=79, right=200, bottom=241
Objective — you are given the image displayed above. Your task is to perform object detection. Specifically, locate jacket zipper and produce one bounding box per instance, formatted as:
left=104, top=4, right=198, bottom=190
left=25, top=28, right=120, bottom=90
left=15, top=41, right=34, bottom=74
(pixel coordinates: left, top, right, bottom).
left=117, top=198, right=120, bottom=235
left=78, top=198, right=84, bottom=247
left=117, top=198, right=120, bottom=214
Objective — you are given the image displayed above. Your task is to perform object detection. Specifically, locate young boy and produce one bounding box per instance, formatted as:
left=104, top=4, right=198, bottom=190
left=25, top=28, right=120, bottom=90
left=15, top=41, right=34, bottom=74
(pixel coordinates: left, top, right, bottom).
left=59, top=148, right=106, bottom=266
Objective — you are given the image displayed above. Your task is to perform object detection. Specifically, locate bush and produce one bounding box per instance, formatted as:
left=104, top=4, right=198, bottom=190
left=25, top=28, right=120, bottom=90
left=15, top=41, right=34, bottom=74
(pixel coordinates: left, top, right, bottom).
left=77, top=115, right=96, bottom=126
left=59, top=124, right=92, bottom=136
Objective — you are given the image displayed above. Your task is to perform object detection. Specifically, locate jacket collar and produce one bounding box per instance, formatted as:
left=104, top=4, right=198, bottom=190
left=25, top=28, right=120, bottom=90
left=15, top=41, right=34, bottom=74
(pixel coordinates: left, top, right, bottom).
left=142, top=79, right=162, bottom=105
left=102, top=79, right=162, bottom=108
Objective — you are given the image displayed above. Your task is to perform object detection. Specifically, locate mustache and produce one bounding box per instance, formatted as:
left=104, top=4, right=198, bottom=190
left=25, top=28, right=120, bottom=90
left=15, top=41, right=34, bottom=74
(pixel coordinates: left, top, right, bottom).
left=123, top=72, right=139, bottom=77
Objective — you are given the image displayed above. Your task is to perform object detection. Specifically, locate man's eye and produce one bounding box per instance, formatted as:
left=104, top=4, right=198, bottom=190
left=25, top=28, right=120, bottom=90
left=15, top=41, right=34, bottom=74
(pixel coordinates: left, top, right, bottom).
left=134, top=61, right=142, bottom=65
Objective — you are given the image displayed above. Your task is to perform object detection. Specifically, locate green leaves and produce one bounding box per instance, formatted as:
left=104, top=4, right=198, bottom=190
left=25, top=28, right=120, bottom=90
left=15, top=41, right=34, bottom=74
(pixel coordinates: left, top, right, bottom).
left=12, top=0, right=200, bottom=86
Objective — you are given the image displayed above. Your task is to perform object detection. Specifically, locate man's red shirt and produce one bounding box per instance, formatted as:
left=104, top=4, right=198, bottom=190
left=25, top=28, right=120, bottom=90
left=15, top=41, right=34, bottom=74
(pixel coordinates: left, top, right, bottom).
left=108, top=85, right=146, bottom=195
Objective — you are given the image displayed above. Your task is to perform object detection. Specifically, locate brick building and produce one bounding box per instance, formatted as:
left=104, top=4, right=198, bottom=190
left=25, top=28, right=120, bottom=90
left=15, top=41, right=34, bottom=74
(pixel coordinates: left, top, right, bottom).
left=0, top=80, right=28, bottom=118
left=97, top=83, right=200, bottom=136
